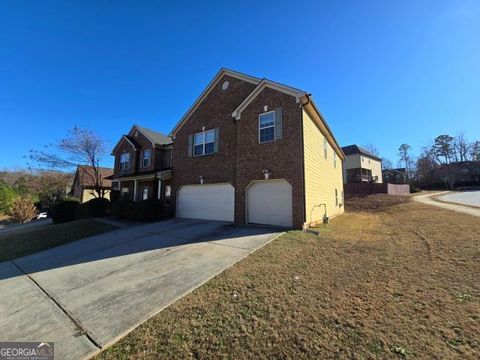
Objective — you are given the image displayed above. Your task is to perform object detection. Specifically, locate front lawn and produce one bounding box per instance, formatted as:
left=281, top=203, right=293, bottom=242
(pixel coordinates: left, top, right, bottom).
left=97, top=198, right=479, bottom=359
left=0, top=219, right=118, bottom=262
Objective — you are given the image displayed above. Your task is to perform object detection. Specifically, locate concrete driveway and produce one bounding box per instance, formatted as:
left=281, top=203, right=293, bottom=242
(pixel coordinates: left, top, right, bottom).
left=0, top=218, right=283, bottom=360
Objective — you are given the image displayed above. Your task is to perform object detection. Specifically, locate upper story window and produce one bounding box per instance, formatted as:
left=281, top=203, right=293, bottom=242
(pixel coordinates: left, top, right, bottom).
left=194, top=129, right=215, bottom=156
left=259, top=111, right=275, bottom=143
left=142, top=149, right=152, bottom=167
left=323, top=137, right=328, bottom=159
left=334, top=151, right=337, bottom=168
left=368, top=158, right=371, bottom=164
left=119, top=153, right=130, bottom=170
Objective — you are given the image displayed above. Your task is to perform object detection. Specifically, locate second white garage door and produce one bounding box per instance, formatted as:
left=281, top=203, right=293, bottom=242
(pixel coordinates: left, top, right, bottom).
left=247, top=179, right=293, bottom=227
left=177, top=183, right=234, bottom=222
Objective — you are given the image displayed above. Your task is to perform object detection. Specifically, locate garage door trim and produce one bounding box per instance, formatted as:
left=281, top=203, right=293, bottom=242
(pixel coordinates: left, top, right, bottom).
left=245, top=178, right=293, bottom=227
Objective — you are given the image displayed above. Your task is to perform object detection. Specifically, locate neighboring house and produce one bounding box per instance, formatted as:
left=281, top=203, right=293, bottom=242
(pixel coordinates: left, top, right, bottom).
left=170, top=68, right=345, bottom=229
left=341, top=145, right=383, bottom=184
left=71, top=165, right=113, bottom=203
left=421, top=161, right=480, bottom=189
left=383, top=168, right=408, bottom=184
left=111, top=125, right=173, bottom=204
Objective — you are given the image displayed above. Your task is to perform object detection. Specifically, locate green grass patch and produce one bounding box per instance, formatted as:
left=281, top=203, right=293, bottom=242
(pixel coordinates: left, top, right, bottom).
left=0, top=219, right=118, bottom=262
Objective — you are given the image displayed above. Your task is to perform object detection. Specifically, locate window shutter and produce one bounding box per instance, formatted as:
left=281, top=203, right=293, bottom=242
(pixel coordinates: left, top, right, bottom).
left=275, top=107, right=283, bottom=139
left=214, top=127, right=219, bottom=153
left=188, top=134, right=193, bottom=157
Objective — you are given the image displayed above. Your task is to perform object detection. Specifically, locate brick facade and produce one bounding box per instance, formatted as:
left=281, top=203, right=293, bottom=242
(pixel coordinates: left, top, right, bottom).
left=172, top=75, right=306, bottom=228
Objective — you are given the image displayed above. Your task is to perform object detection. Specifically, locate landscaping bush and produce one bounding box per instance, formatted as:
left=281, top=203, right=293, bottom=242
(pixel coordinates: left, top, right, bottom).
left=52, top=198, right=80, bottom=223
left=111, top=199, right=171, bottom=222
left=78, top=197, right=111, bottom=218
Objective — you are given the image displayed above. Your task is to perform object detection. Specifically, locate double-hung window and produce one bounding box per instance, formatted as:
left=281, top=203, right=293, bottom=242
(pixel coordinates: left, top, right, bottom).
left=142, top=149, right=151, bottom=167
left=259, top=111, right=275, bottom=143
left=323, top=137, right=328, bottom=159
left=194, top=129, right=215, bottom=156
left=334, top=152, right=337, bottom=168
left=119, top=153, right=130, bottom=170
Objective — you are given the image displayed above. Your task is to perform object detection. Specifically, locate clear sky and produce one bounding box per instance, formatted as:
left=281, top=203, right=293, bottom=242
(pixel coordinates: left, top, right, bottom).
left=1, top=0, right=479, bottom=169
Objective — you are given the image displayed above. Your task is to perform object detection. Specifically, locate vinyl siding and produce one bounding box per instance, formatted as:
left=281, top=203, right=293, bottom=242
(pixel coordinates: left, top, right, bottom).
left=81, top=189, right=111, bottom=203
left=303, top=109, right=344, bottom=225
left=343, top=154, right=383, bottom=183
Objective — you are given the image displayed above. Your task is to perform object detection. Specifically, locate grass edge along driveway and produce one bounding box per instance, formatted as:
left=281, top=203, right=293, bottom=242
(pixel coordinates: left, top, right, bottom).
left=0, top=219, right=119, bottom=262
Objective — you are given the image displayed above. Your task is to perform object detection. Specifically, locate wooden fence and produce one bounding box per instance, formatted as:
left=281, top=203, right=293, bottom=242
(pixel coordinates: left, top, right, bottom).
left=344, top=183, right=410, bottom=196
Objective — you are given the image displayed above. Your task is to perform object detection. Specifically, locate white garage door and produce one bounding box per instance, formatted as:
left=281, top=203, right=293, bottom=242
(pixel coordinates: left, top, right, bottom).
left=177, top=183, right=234, bottom=222
left=247, top=179, right=293, bottom=227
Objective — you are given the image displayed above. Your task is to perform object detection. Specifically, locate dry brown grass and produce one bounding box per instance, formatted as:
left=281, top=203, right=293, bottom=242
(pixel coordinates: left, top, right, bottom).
left=345, top=194, right=411, bottom=213
left=97, top=199, right=480, bottom=360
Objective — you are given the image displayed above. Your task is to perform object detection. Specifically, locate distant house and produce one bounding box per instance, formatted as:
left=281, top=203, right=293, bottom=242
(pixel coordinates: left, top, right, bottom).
left=422, top=161, right=480, bottom=189
left=341, top=145, right=383, bottom=184
left=110, top=125, right=173, bottom=204
left=383, top=168, right=408, bottom=184
left=71, top=165, right=113, bottom=203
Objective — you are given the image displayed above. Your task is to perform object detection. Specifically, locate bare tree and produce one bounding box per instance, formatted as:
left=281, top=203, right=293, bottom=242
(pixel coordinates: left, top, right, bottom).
left=29, top=126, right=108, bottom=199
left=10, top=196, right=38, bottom=223
left=382, top=158, right=393, bottom=170
left=453, top=132, right=470, bottom=162
left=470, top=140, right=480, bottom=161
left=362, top=144, right=380, bottom=157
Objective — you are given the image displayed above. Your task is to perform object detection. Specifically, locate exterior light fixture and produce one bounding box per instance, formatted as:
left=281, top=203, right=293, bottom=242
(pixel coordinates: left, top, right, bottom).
left=199, top=175, right=204, bottom=184
left=262, top=169, right=271, bottom=180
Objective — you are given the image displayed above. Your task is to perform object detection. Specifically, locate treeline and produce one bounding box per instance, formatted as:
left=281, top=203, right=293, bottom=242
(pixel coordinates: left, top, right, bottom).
left=0, top=170, right=72, bottom=223
left=392, top=133, right=480, bottom=188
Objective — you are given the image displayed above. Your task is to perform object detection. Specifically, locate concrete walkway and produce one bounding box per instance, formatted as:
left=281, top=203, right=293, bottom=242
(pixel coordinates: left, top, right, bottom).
left=0, top=218, right=283, bottom=360
left=413, top=192, right=480, bottom=218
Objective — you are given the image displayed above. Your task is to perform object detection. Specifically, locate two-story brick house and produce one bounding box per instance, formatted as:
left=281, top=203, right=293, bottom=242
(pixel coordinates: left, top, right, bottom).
left=111, top=125, right=173, bottom=204
left=170, top=68, right=345, bottom=229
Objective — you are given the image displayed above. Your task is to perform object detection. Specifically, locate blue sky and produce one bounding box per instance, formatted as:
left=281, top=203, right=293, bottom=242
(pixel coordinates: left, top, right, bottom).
left=0, top=0, right=479, bottom=169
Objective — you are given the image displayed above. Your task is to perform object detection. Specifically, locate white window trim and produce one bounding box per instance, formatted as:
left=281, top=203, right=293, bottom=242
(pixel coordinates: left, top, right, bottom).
left=193, top=129, right=215, bottom=157
left=333, top=152, right=337, bottom=168
left=323, top=137, right=328, bottom=159
left=119, top=153, right=130, bottom=170
left=142, top=149, right=152, bottom=168
left=258, top=110, right=276, bottom=144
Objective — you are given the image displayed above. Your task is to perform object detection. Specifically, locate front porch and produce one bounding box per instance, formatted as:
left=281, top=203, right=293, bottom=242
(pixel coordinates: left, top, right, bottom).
left=112, top=170, right=172, bottom=205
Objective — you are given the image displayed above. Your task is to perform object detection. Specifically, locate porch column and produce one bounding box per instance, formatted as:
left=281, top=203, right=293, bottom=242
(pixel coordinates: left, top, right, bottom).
left=157, top=179, right=162, bottom=200
left=133, top=180, right=138, bottom=202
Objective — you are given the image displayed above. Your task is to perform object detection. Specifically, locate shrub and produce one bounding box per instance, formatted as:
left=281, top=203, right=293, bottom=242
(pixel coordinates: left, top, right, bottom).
left=52, top=198, right=80, bottom=223
left=10, top=195, right=38, bottom=223
left=111, top=199, right=170, bottom=222
left=78, top=197, right=111, bottom=218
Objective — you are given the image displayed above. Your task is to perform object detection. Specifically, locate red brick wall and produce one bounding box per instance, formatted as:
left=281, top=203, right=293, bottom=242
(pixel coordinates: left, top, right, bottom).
left=235, top=88, right=304, bottom=228
left=172, top=75, right=305, bottom=228
left=171, top=74, right=256, bottom=194
left=114, top=140, right=137, bottom=177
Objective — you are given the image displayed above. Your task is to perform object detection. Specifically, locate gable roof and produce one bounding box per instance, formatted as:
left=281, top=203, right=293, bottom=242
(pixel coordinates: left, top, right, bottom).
left=131, top=125, right=172, bottom=146
left=75, top=165, right=113, bottom=187
left=170, top=68, right=261, bottom=136
left=231, top=79, right=307, bottom=120
left=341, top=145, right=382, bottom=162
left=168, top=67, right=344, bottom=160
left=111, top=125, right=172, bottom=155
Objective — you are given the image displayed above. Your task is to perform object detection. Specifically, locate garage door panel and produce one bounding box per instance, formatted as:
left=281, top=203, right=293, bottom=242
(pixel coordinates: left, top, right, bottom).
left=177, top=184, right=234, bottom=222
left=247, top=179, right=293, bottom=227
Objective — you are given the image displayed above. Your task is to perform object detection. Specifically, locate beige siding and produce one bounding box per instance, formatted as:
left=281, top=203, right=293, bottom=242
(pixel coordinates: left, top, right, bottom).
left=81, top=189, right=111, bottom=203
left=303, top=110, right=344, bottom=225
left=343, top=154, right=383, bottom=183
